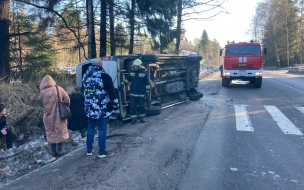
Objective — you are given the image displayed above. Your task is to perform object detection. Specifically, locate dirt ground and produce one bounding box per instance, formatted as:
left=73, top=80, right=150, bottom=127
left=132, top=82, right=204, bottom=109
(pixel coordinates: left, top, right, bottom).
left=55, top=73, right=222, bottom=190
left=1, top=72, right=222, bottom=190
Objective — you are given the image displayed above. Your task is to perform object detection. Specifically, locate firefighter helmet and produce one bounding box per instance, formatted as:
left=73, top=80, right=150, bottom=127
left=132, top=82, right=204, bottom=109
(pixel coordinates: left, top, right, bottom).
left=132, top=59, right=142, bottom=68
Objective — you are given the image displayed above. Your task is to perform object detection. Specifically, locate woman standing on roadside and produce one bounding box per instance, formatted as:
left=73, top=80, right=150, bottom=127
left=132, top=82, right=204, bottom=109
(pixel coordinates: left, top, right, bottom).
left=38, top=75, right=70, bottom=162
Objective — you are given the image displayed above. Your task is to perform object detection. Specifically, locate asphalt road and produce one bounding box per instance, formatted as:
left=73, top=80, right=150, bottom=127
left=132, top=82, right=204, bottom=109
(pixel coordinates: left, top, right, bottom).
left=180, top=70, right=304, bottom=190
left=1, top=70, right=304, bottom=190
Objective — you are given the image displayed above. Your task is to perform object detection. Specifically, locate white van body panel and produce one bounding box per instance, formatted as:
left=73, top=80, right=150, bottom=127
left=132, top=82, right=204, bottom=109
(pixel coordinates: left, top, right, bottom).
left=102, top=60, right=118, bottom=88
left=76, top=58, right=118, bottom=88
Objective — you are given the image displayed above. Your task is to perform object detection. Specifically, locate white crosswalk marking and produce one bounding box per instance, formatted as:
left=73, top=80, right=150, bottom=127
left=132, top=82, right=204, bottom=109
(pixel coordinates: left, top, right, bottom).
left=234, top=105, right=254, bottom=132
left=264, top=105, right=303, bottom=135
left=296, top=107, right=304, bottom=115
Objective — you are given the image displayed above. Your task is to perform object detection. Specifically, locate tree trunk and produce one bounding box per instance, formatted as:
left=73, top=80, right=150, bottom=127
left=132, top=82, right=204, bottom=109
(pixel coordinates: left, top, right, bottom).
left=299, top=0, right=304, bottom=65
left=76, top=0, right=81, bottom=63
left=159, top=27, right=163, bottom=53
left=0, top=0, right=10, bottom=81
left=175, top=0, right=182, bottom=54
left=273, top=30, right=280, bottom=67
left=18, top=22, right=23, bottom=73
left=109, top=0, right=115, bottom=56
left=285, top=0, right=289, bottom=66
left=128, top=0, right=135, bottom=54
left=86, top=0, right=96, bottom=59
left=100, top=0, right=107, bottom=57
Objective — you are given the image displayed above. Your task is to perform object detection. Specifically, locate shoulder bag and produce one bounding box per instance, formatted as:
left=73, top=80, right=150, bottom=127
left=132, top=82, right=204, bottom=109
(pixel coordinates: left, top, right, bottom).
left=56, top=85, right=71, bottom=119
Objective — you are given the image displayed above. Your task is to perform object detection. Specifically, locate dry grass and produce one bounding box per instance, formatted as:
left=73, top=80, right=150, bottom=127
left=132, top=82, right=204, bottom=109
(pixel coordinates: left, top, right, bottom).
left=0, top=73, right=75, bottom=143
left=0, top=82, right=41, bottom=136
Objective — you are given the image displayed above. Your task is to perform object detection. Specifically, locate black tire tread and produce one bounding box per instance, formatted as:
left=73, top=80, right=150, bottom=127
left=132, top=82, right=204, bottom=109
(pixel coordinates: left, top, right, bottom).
left=142, top=54, right=159, bottom=62
left=189, top=92, right=203, bottom=100
left=146, top=106, right=161, bottom=116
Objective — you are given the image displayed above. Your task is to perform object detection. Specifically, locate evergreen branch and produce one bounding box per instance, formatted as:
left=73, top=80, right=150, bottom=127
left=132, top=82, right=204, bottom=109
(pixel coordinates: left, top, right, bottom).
left=15, top=0, right=88, bottom=60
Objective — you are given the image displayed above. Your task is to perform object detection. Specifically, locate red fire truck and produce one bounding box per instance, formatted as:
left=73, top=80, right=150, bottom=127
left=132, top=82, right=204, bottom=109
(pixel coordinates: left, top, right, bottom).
left=220, top=40, right=267, bottom=88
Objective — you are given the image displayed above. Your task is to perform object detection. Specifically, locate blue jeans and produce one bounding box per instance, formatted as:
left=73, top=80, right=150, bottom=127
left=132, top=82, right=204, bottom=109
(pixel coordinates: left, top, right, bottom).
left=86, top=116, right=109, bottom=154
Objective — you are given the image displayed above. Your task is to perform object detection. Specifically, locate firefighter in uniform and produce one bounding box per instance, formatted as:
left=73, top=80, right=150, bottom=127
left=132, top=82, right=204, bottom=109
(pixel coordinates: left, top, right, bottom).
left=120, top=59, right=150, bottom=124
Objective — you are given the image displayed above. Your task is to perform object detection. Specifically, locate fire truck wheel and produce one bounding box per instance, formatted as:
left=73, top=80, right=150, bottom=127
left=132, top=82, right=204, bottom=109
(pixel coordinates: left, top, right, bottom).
left=141, top=54, right=159, bottom=62
left=146, top=106, right=161, bottom=116
left=254, top=78, right=262, bottom=88
left=189, top=92, right=204, bottom=100
left=222, top=78, right=229, bottom=87
left=186, top=56, right=202, bottom=62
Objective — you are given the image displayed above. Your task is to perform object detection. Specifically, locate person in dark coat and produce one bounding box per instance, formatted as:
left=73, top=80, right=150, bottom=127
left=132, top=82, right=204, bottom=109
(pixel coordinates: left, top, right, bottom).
left=0, top=103, right=13, bottom=150
left=66, top=86, right=87, bottom=137
left=120, top=59, right=150, bottom=124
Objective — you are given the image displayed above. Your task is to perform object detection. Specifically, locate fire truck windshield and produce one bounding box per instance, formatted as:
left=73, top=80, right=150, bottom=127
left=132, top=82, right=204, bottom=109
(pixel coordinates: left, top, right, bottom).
left=226, top=45, right=261, bottom=55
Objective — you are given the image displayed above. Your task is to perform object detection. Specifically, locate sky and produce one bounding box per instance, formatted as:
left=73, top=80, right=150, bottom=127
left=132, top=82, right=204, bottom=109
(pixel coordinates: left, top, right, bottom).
left=183, top=0, right=262, bottom=47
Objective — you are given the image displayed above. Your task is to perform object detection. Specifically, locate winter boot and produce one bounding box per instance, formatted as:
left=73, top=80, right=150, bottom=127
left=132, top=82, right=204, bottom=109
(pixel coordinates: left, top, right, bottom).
left=57, top=143, right=63, bottom=157
left=131, top=118, right=137, bottom=124
left=139, top=117, right=145, bottom=123
left=50, top=144, right=57, bottom=162
left=50, top=144, right=57, bottom=157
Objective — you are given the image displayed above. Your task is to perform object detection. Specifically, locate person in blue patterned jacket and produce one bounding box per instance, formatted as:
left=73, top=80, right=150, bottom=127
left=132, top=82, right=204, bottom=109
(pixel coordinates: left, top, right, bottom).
left=82, top=59, right=119, bottom=158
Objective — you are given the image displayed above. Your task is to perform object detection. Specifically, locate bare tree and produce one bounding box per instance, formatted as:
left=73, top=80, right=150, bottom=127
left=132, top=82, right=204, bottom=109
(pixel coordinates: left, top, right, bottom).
left=175, top=0, right=228, bottom=53
left=100, top=0, right=107, bottom=56
left=87, top=0, right=96, bottom=58
left=298, top=0, right=304, bottom=65
left=175, top=0, right=182, bottom=54
left=251, top=0, right=298, bottom=67
left=250, top=2, right=269, bottom=42
left=285, top=0, right=290, bottom=66
left=128, top=0, right=135, bottom=54
left=109, top=0, right=115, bottom=56
left=0, top=0, right=11, bottom=81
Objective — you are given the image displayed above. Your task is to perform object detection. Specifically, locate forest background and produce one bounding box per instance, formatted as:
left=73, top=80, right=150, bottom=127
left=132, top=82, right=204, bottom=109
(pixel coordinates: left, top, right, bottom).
left=0, top=0, right=228, bottom=82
